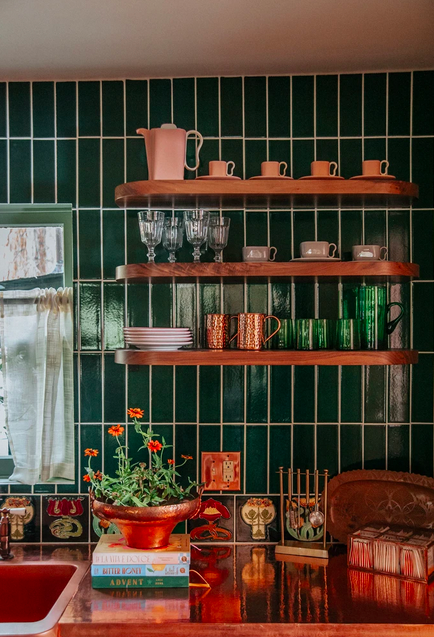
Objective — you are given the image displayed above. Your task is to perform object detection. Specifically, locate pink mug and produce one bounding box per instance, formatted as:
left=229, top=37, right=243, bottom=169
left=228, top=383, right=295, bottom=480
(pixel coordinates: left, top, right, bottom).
left=261, top=161, right=288, bottom=177
left=311, top=161, right=338, bottom=177
left=209, top=161, right=235, bottom=177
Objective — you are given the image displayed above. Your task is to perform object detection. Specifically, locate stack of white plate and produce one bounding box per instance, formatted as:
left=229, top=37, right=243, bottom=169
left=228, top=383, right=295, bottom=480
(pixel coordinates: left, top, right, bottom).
left=123, top=327, right=193, bottom=351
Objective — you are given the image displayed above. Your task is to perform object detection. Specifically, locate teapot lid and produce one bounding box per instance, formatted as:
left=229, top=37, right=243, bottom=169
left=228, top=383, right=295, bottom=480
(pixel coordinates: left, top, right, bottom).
left=160, top=123, right=177, bottom=129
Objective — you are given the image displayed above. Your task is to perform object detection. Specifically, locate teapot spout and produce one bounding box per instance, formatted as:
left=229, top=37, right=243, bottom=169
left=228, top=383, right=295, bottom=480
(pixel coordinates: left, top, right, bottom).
left=136, top=128, right=149, bottom=142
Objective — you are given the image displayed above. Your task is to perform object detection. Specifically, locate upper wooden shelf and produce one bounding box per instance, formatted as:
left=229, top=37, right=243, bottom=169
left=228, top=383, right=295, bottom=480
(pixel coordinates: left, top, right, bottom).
left=115, top=179, right=418, bottom=209
left=116, top=261, right=419, bottom=283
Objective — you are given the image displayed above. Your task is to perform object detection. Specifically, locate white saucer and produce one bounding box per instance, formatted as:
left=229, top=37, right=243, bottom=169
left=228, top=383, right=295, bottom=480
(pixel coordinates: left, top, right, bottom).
left=299, top=175, right=345, bottom=180
left=290, top=257, right=341, bottom=262
left=350, top=174, right=396, bottom=180
left=133, top=345, right=193, bottom=351
left=249, top=176, right=293, bottom=180
left=196, top=175, right=241, bottom=180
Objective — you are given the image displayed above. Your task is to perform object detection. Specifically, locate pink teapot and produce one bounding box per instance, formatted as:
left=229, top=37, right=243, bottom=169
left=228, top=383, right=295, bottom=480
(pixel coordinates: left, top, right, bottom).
left=136, top=123, right=203, bottom=180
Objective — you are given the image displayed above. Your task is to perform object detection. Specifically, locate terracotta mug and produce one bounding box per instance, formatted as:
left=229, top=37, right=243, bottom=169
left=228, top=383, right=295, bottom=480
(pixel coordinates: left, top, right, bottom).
left=204, top=313, right=235, bottom=349
left=311, top=161, right=338, bottom=177
left=261, top=161, right=287, bottom=177
left=230, top=313, right=281, bottom=350
left=209, top=160, right=235, bottom=177
left=362, top=159, right=389, bottom=176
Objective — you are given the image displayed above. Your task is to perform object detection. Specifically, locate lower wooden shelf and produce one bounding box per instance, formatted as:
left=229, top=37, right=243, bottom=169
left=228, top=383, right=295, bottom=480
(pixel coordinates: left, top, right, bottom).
left=115, top=349, right=418, bottom=366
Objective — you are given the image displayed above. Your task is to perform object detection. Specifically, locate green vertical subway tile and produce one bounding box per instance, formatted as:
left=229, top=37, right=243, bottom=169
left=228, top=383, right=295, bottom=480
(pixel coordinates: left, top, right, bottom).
left=387, top=425, right=409, bottom=472
left=9, top=82, right=30, bottom=137
left=245, top=210, right=267, bottom=247
left=221, top=139, right=244, bottom=178
left=268, top=140, right=291, bottom=175
left=102, top=138, right=124, bottom=207
left=199, top=426, right=221, bottom=483
left=246, top=425, right=267, bottom=493
left=80, top=423, right=102, bottom=481
left=175, top=367, right=197, bottom=422
left=294, top=367, right=314, bottom=423
left=32, top=82, right=54, bottom=138
left=127, top=283, right=149, bottom=327
left=127, top=366, right=150, bottom=422
left=223, top=424, right=244, bottom=468
left=270, top=212, right=292, bottom=262
left=292, top=140, right=314, bottom=179
left=33, top=140, right=55, bottom=203
left=294, top=283, right=315, bottom=318
left=316, top=75, right=338, bottom=138
left=78, top=138, right=100, bottom=207
left=73, top=283, right=79, bottom=350
left=57, top=140, right=76, bottom=206
left=340, top=74, right=362, bottom=137
left=339, top=139, right=362, bottom=179
left=292, top=76, right=314, bottom=138
left=199, top=283, right=220, bottom=318
left=151, top=283, right=172, bottom=327
left=365, top=366, right=386, bottom=423
left=223, top=282, right=244, bottom=315
left=318, top=209, right=339, bottom=246
left=152, top=425, right=174, bottom=460
left=127, top=136, right=147, bottom=182
left=126, top=80, right=148, bottom=136
left=80, top=355, right=102, bottom=422
left=56, top=82, right=77, bottom=138
left=388, top=138, right=410, bottom=183
left=269, top=425, right=291, bottom=492
left=0, top=140, right=6, bottom=203
left=389, top=211, right=410, bottom=263
left=104, top=283, right=124, bottom=350
left=175, top=424, right=197, bottom=487
left=413, top=283, right=434, bottom=351
left=317, top=367, right=338, bottom=423
left=104, top=354, right=125, bottom=423
left=364, top=425, right=386, bottom=470
left=317, top=425, right=338, bottom=477
left=197, top=78, right=219, bottom=137
left=293, top=425, right=314, bottom=472
left=412, top=138, right=434, bottom=208
left=340, top=425, right=362, bottom=472
left=79, top=209, right=101, bottom=279
left=413, top=71, right=434, bottom=135
left=223, top=210, right=244, bottom=263
left=271, top=282, right=291, bottom=318
left=364, top=138, right=386, bottom=162
left=198, top=138, right=219, bottom=177
left=79, top=283, right=102, bottom=350
left=244, top=76, right=266, bottom=138
left=411, top=424, right=433, bottom=477
left=102, top=81, right=124, bottom=137
left=247, top=282, right=267, bottom=314
left=103, top=423, right=123, bottom=477
left=151, top=367, right=173, bottom=423
left=127, top=209, right=146, bottom=265
left=223, top=366, right=244, bottom=423
left=364, top=73, right=386, bottom=137
left=172, top=78, right=195, bottom=131
left=389, top=364, right=410, bottom=423
left=390, top=283, right=410, bottom=351
left=268, top=76, right=290, bottom=138
left=103, top=209, right=124, bottom=280
left=388, top=72, right=411, bottom=136
left=364, top=210, right=386, bottom=246
left=78, top=81, right=100, bottom=136
left=270, top=367, right=291, bottom=422
left=293, top=210, right=315, bottom=254
left=149, top=79, right=171, bottom=128
left=316, top=139, right=338, bottom=165
left=245, top=139, right=267, bottom=179
left=246, top=367, right=267, bottom=423
left=199, top=366, right=220, bottom=423
left=176, top=283, right=196, bottom=334
left=73, top=355, right=79, bottom=421
left=341, top=210, right=362, bottom=259
left=341, top=367, right=362, bottom=422
left=413, top=211, right=434, bottom=280
left=221, top=77, right=242, bottom=137
left=0, top=83, right=6, bottom=137
left=9, top=140, right=31, bottom=202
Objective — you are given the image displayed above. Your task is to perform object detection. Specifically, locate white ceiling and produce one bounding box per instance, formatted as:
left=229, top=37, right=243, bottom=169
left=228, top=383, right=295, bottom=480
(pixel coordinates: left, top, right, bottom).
left=0, top=0, right=433, bottom=80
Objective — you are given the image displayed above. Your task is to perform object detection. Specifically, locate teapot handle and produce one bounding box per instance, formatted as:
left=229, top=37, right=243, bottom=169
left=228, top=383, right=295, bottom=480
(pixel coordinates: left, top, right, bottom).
left=185, top=131, right=204, bottom=171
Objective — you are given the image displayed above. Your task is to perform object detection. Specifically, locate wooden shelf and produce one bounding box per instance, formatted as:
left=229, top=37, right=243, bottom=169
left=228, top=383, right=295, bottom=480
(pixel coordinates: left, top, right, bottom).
left=115, top=179, right=418, bottom=209
left=116, top=261, right=419, bottom=283
left=115, top=349, right=418, bottom=366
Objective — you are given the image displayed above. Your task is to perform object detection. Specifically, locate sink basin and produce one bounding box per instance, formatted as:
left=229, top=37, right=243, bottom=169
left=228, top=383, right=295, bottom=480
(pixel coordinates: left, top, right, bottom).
left=0, top=561, right=89, bottom=636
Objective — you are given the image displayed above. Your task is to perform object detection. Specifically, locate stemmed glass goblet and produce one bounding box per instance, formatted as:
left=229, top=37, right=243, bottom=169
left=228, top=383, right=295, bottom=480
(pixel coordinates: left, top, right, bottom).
left=183, top=210, right=210, bottom=262
left=162, top=217, right=184, bottom=263
left=137, top=211, right=165, bottom=263
left=208, top=216, right=231, bottom=262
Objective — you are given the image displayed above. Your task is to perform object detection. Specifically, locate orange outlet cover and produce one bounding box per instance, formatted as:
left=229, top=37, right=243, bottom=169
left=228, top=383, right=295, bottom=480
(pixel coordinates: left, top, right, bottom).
left=201, top=452, right=241, bottom=491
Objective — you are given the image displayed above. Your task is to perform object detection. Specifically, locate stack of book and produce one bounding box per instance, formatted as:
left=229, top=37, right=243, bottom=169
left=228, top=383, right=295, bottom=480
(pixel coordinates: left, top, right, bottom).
left=91, top=534, right=191, bottom=589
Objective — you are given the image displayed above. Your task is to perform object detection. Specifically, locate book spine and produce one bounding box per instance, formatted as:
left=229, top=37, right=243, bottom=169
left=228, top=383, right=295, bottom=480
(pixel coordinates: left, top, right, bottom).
left=92, top=553, right=190, bottom=565
left=91, top=564, right=189, bottom=577
left=91, top=576, right=190, bottom=589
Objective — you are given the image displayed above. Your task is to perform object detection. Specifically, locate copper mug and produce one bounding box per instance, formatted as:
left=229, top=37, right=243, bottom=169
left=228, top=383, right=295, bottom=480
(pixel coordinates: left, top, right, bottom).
left=205, top=313, right=235, bottom=349
left=230, top=313, right=281, bottom=350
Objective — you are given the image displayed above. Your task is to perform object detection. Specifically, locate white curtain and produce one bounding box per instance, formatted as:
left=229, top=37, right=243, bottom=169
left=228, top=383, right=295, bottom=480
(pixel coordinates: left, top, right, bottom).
left=0, top=287, right=74, bottom=484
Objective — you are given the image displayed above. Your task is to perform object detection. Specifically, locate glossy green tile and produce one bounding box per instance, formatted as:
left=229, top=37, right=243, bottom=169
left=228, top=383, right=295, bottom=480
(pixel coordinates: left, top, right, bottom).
left=268, top=140, right=291, bottom=175
left=412, top=355, right=433, bottom=423
left=57, top=140, right=76, bottom=205
left=104, top=283, right=124, bottom=350
left=127, top=366, right=149, bottom=422
left=199, top=426, right=221, bottom=485
left=316, top=75, right=338, bottom=138
left=364, top=73, right=386, bottom=137
left=413, top=71, right=434, bottom=136
left=364, top=425, right=386, bottom=469
left=389, top=365, right=410, bottom=423
left=79, top=209, right=101, bottom=279
left=244, top=77, right=266, bottom=137
left=294, top=368, right=314, bottom=423
left=293, top=210, right=314, bottom=256
left=341, top=210, right=362, bottom=260
left=412, top=138, right=434, bottom=208
left=176, top=283, right=196, bottom=334
left=317, top=425, right=338, bottom=477
left=365, top=366, right=386, bottom=423
left=127, top=283, right=149, bottom=327
left=9, top=82, right=30, bottom=137
left=79, top=283, right=102, bottom=350
left=175, top=367, right=197, bottom=423
left=223, top=366, right=244, bottom=423
left=151, top=283, right=172, bottom=327
left=413, top=211, right=434, bottom=280
left=197, top=138, right=219, bottom=177
left=269, top=425, right=291, bottom=492
left=78, top=81, right=100, bottom=136
left=387, top=425, right=409, bottom=472
left=104, top=353, right=125, bottom=423
left=388, top=72, right=411, bottom=136
left=293, top=424, right=314, bottom=472
left=341, top=367, right=362, bottom=422
left=223, top=282, right=244, bottom=315
left=270, top=367, right=291, bottom=423
left=32, top=82, right=54, bottom=138
left=316, top=139, right=338, bottom=165
left=199, top=283, right=220, bottom=319
left=78, top=138, right=100, bottom=207
left=127, top=137, right=147, bottom=182
left=197, top=78, right=219, bottom=137
left=318, top=367, right=338, bottom=423
left=340, top=74, right=362, bottom=137
left=126, top=80, right=147, bottom=136
left=221, top=139, right=244, bottom=178
left=364, top=210, right=386, bottom=246
left=364, top=137, right=386, bottom=161
left=171, top=78, right=195, bottom=132
left=246, top=425, right=267, bottom=492
left=175, top=424, right=197, bottom=487
left=126, top=209, right=146, bottom=265
left=33, top=140, right=55, bottom=203
left=245, top=140, right=267, bottom=179
left=199, top=366, right=220, bottom=423
left=0, top=140, right=7, bottom=202
left=339, top=138, right=362, bottom=179
left=294, top=282, right=315, bottom=319
left=245, top=210, right=266, bottom=248
left=0, top=83, right=6, bottom=137
left=103, top=209, right=125, bottom=280
left=102, top=138, right=124, bottom=207
left=223, top=210, right=244, bottom=262
left=56, top=82, right=77, bottom=138
left=413, top=283, right=434, bottom=351
left=292, top=139, right=314, bottom=179
left=152, top=366, right=173, bottom=423
left=246, top=367, right=267, bottom=423
left=292, top=76, right=314, bottom=138
left=221, top=77, right=242, bottom=137
left=340, top=425, right=362, bottom=471
left=271, top=282, right=291, bottom=319
left=268, top=76, right=290, bottom=138
left=270, top=212, right=292, bottom=262
left=247, top=282, right=267, bottom=314
left=80, top=424, right=102, bottom=486
left=388, top=138, right=410, bottom=183
left=9, top=140, right=31, bottom=202
left=149, top=79, right=171, bottom=128
left=80, top=355, right=102, bottom=422
left=102, top=81, right=124, bottom=137
left=318, top=209, right=339, bottom=246
left=411, top=424, right=433, bottom=477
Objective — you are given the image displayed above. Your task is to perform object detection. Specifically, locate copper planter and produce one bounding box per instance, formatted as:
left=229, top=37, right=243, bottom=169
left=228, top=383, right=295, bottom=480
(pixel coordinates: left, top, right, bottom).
left=91, top=493, right=201, bottom=549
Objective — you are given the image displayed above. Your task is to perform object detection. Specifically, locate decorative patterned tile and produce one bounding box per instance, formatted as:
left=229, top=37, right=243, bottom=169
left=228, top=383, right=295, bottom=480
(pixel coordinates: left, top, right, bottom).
left=236, top=496, right=279, bottom=542
left=0, top=496, right=40, bottom=542
left=42, top=495, right=89, bottom=542
left=188, top=496, right=234, bottom=542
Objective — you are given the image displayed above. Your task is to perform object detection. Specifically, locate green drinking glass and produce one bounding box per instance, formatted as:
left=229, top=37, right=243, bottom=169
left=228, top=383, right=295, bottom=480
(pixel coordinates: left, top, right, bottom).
left=316, top=319, right=333, bottom=349
left=336, top=319, right=361, bottom=350
left=295, top=319, right=318, bottom=350
left=271, top=318, right=294, bottom=349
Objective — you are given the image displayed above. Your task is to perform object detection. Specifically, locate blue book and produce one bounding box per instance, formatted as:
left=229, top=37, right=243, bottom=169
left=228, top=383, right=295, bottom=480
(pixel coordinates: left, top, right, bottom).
left=91, top=563, right=189, bottom=577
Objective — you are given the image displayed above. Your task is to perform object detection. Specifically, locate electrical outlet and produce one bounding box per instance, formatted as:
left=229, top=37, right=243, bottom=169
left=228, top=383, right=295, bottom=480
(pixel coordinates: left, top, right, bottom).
left=201, top=452, right=241, bottom=491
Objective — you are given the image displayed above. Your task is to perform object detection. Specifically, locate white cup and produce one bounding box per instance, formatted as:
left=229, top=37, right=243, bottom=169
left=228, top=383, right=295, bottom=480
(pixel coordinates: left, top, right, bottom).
left=300, top=241, right=337, bottom=259
left=352, top=245, right=388, bottom=261
left=242, top=246, right=277, bottom=262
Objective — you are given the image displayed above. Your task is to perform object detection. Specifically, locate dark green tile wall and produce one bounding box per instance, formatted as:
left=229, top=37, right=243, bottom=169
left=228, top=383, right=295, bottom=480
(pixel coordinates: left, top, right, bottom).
left=0, top=72, right=433, bottom=542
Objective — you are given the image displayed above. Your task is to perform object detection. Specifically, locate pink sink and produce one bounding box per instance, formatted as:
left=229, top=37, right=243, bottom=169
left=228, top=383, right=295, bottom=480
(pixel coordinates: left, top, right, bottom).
left=0, top=561, right=89, bottom=636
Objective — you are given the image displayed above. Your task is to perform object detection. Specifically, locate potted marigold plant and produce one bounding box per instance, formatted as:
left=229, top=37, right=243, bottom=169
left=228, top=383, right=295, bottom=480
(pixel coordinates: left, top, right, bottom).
left=84, top=407, right=202, bottom=549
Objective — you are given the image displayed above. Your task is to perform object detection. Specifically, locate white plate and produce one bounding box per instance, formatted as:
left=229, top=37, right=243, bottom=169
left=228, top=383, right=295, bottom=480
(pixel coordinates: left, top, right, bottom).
left=125, top=339, right=193, bottom=344
left=125, top=337, right=193, bottom=342
left=124, top=328, right=191, bottom=332
left=132, top=345, right=193, bottom=351
left=290, top=257, right=341, bottom=262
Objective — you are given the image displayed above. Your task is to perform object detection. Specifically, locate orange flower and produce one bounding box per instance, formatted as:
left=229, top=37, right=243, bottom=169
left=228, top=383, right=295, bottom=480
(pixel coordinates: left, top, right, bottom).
left=181, top=454, right=193, bottom=460
left=148, top=440, right=163, bottom=453
left=168, top=459, right=175, bottom=465
left=83, top=474, right=91, bottom=482
left=94, top=470, right=103, bottom=481
left=108, top=425, right=125, bottom=437
left=127, top=407, right=144, bottom=419
left=84, top=448, right=99, bottom=457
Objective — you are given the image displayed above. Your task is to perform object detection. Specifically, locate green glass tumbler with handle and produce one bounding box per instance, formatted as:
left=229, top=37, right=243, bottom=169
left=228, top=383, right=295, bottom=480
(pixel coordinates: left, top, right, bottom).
left=358, top=286, right=404, bottom=350
left=336, top=319, right=361, bottom=350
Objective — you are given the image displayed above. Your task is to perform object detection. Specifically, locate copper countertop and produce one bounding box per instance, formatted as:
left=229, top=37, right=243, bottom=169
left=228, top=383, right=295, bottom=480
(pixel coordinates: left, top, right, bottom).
left=7, top=543, right=434, bottom=636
